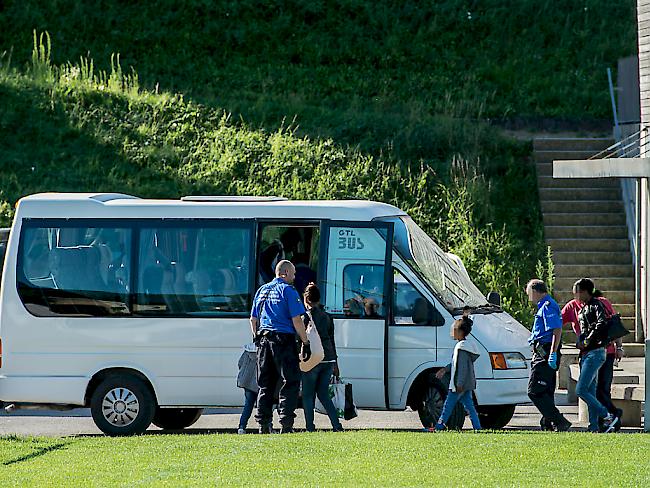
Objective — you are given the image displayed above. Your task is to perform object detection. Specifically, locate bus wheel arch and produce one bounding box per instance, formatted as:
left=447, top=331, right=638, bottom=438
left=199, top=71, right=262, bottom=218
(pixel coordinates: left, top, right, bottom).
left=406, top=368, right=465, bottom=430
left=85, top=368, right=158, bottom=436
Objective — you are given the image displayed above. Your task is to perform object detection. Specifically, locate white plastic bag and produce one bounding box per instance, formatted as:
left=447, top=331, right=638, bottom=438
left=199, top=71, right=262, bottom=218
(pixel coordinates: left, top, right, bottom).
left=315, top=377, right=348, bottom=419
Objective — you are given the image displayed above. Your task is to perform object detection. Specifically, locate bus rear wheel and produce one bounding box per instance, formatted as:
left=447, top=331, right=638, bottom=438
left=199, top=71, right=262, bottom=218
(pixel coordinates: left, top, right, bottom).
left=90, top=374, right=156, bottom=436
left=152, top=408, right=203, bottom=430
left=417, top=377, right=465, bottom=430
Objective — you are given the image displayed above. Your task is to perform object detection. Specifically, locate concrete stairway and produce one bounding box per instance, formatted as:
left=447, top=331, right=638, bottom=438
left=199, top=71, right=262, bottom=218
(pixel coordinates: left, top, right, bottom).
left=534, top=138, right=641, bottom=351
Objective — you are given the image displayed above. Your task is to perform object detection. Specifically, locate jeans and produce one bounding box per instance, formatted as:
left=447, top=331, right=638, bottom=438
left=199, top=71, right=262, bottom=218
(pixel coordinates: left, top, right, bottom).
left=239, top=388, right=257, bottom=430
left=596, top=354, right=617, bottom=415
left=302, top=362, right=342, bottom=432
left=576, top=347, right=609, bottom=432
left=255, top=333, right=301, bottom=429
left=437, top=390, right=481, bottom=430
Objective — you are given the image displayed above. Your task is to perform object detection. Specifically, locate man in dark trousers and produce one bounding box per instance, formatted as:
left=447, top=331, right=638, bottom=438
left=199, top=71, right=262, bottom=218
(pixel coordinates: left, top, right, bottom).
left=250, top=260, right=310, bottom=434
left=526, top=279, right=572, bottom=432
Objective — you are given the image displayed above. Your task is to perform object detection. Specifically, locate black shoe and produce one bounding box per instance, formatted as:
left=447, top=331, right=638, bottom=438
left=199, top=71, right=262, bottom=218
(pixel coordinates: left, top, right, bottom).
left=540, top=418, right=554, bottom=431
left=280, top=426, right=295, bottom=434
left=259, top=424, right=272, bottom=434
left=333, top=426, right=345, bottom=432
left=555, top=418, right=572, bottom=432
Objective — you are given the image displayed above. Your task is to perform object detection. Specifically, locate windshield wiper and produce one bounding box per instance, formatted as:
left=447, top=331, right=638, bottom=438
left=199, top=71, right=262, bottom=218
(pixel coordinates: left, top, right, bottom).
left=452, top=303, right=502, bottom=315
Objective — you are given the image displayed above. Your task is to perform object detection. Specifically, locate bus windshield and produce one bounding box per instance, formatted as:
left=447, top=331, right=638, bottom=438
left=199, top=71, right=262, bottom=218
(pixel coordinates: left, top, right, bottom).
left=377, top=216, right=492, bottom=312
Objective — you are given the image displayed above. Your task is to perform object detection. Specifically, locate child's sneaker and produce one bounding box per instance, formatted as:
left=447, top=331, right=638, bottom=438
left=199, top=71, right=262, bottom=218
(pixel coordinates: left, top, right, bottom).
left=602, top=413, right=619, bottom=433
left=434, top=421, right=447, bottom=432
left=237, top=428, right=246, bottom=435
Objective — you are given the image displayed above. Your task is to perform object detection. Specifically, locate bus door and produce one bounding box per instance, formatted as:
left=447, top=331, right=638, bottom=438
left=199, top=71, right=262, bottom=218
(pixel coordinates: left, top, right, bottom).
left=320, top=221, right=392, bottom=409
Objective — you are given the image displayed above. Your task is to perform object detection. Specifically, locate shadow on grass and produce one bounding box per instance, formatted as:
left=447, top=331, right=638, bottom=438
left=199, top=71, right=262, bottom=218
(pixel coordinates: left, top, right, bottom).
left=2, top=441, right=67, bottom=466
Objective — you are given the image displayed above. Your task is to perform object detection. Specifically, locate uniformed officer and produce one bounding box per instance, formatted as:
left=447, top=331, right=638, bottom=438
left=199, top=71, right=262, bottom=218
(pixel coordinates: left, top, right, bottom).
left=250, top=259, right=310, bottom=434
left=526, top=279, right=572, bottom=432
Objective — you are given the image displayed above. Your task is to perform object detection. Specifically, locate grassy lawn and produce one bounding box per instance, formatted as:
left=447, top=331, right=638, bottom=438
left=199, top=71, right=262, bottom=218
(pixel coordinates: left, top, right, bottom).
left=1, top=431, right=649, bottom=486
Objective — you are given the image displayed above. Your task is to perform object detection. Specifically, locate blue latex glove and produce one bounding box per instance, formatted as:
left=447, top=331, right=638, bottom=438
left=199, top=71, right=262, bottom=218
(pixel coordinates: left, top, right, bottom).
left=548, top=352, right=558, bottom=370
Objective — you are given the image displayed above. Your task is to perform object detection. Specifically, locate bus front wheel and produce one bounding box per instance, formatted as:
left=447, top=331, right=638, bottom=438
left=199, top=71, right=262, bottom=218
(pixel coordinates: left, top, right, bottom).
left=417, top=376, right=465, bottom=430
left=152, top=408, right=203, bottom=430
left=476, top=404, right=516, bottom=429
left=90, top=374, right=156, bottom=436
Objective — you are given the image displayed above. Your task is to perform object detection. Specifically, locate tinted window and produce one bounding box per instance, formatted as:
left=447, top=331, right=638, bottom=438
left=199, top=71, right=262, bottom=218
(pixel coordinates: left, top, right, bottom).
left=18, top=225, right=131, bottom=316
left=342, top=264, right=385, bottom=318
left=134, top=225, right=251, bottom=316
left=393, top=268, right=438, bottom=325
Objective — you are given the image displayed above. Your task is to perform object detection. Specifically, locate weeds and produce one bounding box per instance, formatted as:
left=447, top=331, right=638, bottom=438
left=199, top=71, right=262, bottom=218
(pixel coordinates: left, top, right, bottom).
left=0, top=33, right=546, bottom=323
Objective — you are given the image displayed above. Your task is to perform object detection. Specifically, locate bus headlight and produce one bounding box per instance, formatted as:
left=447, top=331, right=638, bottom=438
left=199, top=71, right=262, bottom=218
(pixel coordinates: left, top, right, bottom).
left=489, top=352, right=527, bottom=370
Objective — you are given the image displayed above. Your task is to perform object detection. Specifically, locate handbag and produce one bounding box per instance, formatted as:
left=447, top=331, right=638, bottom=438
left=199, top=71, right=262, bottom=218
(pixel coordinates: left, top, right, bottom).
left=299, top=310, right=325, bottom=372
left=605, top=314, right=629, bottom=342
left=343, top=379, right=358, bottom=420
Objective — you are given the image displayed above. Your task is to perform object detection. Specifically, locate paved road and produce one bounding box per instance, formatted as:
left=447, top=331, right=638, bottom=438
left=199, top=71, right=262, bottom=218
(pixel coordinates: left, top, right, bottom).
left=0, top=400, right=629, bottom=437
left=2, top=392, right=642, bottom=436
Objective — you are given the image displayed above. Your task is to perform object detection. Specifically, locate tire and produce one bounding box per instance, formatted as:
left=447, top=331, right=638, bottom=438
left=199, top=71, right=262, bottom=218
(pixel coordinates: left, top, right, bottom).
left=90, top=374, right=156, bottom=436
left=476, top=404, right=516, bottom=429
left=152, top=408, right=203, bottom=430
left=417, top=375, right=465, bottom=430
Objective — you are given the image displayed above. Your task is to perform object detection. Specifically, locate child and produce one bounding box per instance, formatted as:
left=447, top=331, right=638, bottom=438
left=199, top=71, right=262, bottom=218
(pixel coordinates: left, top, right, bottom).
left=434, top=311, right=482, bottom=430
left=237, top=342, right=258, bottom=434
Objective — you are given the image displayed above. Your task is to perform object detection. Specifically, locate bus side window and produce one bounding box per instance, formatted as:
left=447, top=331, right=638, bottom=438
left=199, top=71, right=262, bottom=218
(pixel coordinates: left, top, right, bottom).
left=17, top=225, right=132, bottom=317
left=134, top=225, right=252, bottom=316
left=342, top=264, right=385, bottom=318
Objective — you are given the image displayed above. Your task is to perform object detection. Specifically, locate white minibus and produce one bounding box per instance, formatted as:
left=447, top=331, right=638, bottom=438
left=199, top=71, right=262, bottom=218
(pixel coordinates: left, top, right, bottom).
left=0, top=193, right=531, bottom=435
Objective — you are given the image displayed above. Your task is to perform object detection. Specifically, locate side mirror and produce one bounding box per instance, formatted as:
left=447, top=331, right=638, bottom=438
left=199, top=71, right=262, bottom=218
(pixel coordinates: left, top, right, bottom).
left=486, top=291, right=501, bottom=306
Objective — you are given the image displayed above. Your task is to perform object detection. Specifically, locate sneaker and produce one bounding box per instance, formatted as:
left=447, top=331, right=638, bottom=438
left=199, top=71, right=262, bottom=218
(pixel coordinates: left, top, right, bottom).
left=602, top=414, right=619, bottom=433
left=259, top=424, right=272, bottom=434
left=237, top=428, right=246, bottom=435
left=555, top=418, right=572, bottom=432
left=540, top=418, right=554, bottom=431
left=280, top=426, right=295, bottom=434
left=434, top=421, right=446, bottom=432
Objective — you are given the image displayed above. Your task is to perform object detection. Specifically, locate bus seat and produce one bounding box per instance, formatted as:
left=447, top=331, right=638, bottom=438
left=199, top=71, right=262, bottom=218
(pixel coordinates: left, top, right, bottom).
left=49, top=246, right=105, bottom=292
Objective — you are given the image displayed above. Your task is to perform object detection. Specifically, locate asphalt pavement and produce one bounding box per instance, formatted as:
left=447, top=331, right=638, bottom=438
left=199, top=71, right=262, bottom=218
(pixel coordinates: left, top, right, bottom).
left=3, top=392, right=637, bottom=436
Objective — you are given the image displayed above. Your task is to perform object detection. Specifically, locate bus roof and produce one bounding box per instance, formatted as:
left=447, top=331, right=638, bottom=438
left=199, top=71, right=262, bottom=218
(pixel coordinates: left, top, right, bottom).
left=15, top=193, right=407, bottom=221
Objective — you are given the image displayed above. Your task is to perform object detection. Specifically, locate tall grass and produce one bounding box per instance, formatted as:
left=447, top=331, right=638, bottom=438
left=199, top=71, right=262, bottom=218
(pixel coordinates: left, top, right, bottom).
left=0, top=34, right=545, bottom=323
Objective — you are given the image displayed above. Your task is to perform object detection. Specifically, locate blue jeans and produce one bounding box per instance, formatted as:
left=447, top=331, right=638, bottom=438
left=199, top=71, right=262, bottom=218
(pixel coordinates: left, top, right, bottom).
left=239, top=388, right=257, bottom=430
left=576, top=348, right=609, bottom=432
left=437, top=390, right=481, bottom=430
left=301, top=363, right=343, bottom=432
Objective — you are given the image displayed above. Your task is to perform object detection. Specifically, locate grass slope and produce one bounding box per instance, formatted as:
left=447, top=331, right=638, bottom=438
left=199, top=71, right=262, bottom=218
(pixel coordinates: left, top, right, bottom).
left=0, top=1, right=637, bottom=153
left=1, top=432, right=649, bottom=486
left=0, top=37, right=543, bottom=322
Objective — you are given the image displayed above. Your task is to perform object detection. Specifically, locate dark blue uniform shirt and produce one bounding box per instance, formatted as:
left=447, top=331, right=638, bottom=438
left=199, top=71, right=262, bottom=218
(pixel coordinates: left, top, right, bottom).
left=529, top=294, right=562, bottom=344
left=251, top=278, right=306, bottom=335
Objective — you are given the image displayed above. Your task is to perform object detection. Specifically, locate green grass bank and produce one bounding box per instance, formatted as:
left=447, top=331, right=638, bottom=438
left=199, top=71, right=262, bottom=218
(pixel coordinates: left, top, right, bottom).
left=1, top=431, right=649, bottom=486
left=0, top=35, right=546, bottom=322
left=0, top=0, right=638, bottom=321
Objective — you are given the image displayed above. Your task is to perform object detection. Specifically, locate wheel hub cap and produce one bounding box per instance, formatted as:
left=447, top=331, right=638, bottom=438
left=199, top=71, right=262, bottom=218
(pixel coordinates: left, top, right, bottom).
left=102, top=388, right=139, bottom=426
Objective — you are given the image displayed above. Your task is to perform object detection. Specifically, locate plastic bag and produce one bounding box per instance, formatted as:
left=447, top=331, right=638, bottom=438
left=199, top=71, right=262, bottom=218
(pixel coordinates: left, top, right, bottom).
left=315, top=377, right=357, bottom=420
